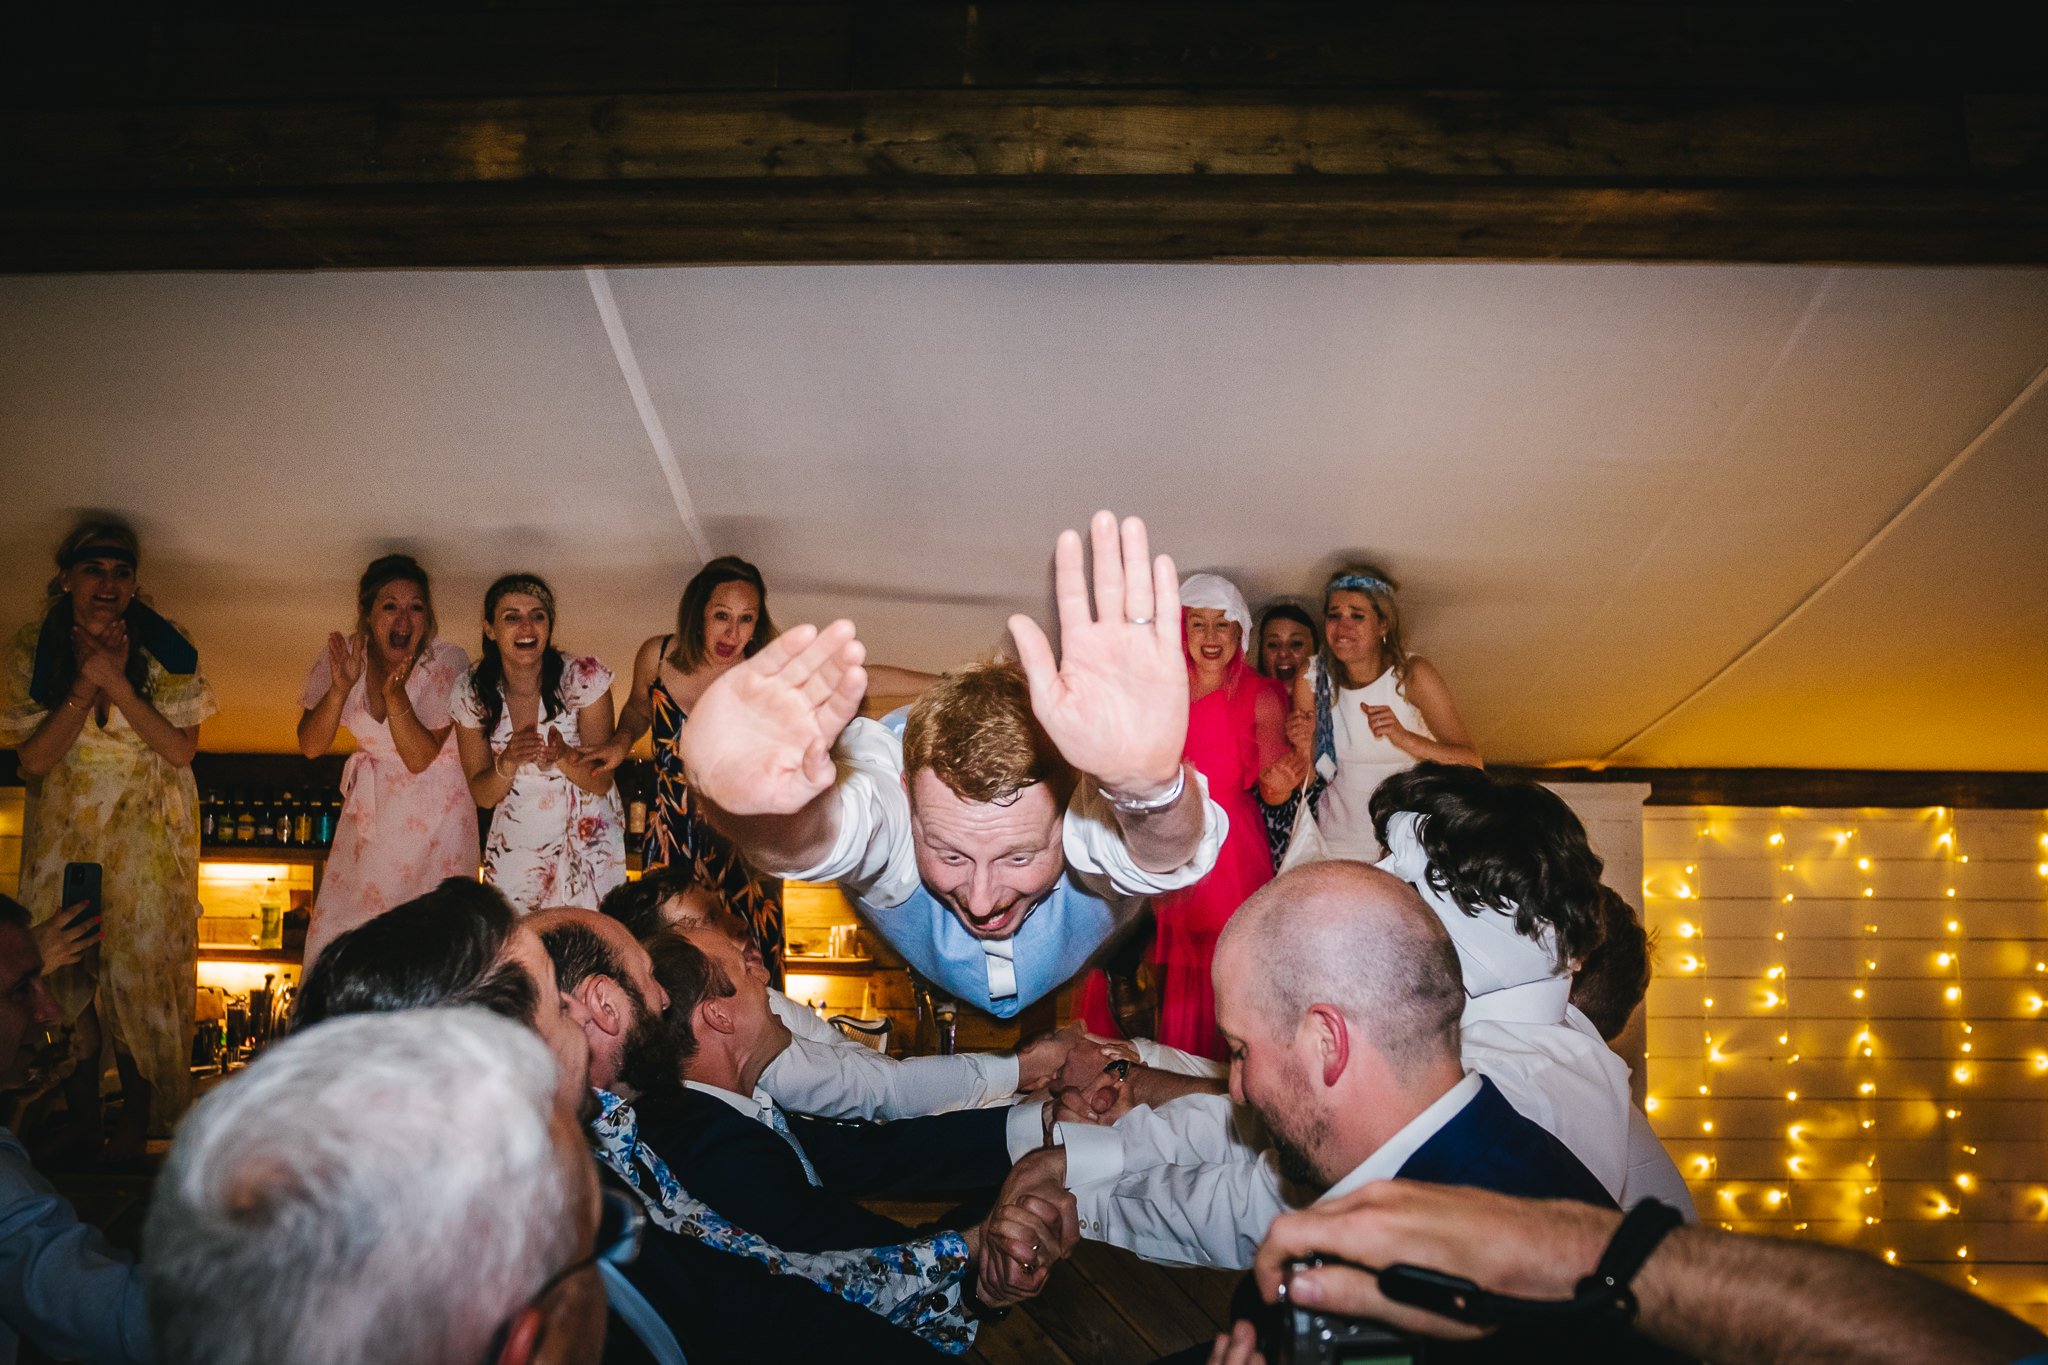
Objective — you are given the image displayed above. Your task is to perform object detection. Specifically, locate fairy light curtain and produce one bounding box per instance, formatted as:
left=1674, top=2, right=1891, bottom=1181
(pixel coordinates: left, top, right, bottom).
left=1644, top=805, right=2048, bottom=1331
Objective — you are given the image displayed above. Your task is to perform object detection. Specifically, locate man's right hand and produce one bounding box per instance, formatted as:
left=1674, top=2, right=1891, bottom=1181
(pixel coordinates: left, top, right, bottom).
left=677, top=620, right=868, bottom=816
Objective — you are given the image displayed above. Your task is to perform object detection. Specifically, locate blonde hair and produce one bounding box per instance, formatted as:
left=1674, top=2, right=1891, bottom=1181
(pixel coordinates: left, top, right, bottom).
left=1321, top=562, right=1410, bottom=689
left=901, top=660, right=1073, bottom=804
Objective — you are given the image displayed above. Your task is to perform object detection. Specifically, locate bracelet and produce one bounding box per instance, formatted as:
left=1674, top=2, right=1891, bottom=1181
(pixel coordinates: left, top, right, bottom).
left=62, top=696, right=92, bottom=713
left=1102, top=766, right=1186, bottom=815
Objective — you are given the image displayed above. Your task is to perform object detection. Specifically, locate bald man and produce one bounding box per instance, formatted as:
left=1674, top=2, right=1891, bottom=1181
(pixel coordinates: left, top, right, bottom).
left=1004, top=862, right=1614, bottom=1271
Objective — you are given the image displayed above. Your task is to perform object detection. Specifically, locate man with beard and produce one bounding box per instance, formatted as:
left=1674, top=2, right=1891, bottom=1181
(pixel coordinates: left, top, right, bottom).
left=1003, top=862, right=1613, bottom=1271
left=532, top=909, right=1073, bottom=1358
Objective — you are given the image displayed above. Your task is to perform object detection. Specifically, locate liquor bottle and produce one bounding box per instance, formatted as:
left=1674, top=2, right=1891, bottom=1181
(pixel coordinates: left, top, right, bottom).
left=200, top=788, right=218, bottom=844
left=259, top=881, right=284, bottom=951
left=235, top=790, right=256, bottom=845
left=275, top=791, right=296, bottom=847
left=316, top=795, right=337, bottom=846
left=254, top=790, right=276, bottom=846
left=214, top=788, right=236, bottom=846
left=293, top=795, right=314, bottom=846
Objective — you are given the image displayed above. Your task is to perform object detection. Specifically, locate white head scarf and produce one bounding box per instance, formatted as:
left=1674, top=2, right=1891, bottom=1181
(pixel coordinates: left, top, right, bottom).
left=1375, top=811, right=1563, bottom=998
left=1178, top=573, right=1254, bottom=654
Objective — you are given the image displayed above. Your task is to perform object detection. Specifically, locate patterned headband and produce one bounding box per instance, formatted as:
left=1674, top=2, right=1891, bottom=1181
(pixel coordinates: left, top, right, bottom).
left=493, top=576, right=556, bottom=615
left=1328, top=573, right=1391, bottom=597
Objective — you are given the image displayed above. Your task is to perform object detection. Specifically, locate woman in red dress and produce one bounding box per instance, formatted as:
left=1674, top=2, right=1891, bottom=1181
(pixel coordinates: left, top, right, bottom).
left=1080, top=573, right=1292, bottom=1058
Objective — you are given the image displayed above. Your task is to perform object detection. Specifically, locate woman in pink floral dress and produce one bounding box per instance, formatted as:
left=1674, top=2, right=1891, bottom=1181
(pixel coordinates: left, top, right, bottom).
left=296, top=555, right=478, bottom=963
left=451, top=572, right=625, bottom=912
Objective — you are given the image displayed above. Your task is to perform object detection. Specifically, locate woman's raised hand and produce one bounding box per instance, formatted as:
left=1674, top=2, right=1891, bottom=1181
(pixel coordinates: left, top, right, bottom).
left=677, top=620, right=868, bottom=816
left=326, top=631, right=366, bottom=695
left=1008, top=511, right=1187, bottom=797
left=1284, top=707, right=1315, bottom=753
left=1362, top=702, right=1420, bottom=755
left=379, top=647, right=415, bottom=712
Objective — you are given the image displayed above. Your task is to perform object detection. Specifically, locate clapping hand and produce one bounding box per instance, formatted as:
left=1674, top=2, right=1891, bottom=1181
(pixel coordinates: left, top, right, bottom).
left=379, top=648, right=416, bottom=714
left=1008, top=511, right=1187, bottom=797
left=499, top=725, right=549, bottom=775
left=326, top=631, right=367, bottom=696
left=975, top=1149, right=1080, bottom=1308
left=677, top=621, right=868, bottom=816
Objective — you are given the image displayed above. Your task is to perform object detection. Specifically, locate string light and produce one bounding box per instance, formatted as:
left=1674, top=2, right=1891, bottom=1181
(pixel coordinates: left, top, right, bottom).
left=1645, top=804, right=2043, bottom=1314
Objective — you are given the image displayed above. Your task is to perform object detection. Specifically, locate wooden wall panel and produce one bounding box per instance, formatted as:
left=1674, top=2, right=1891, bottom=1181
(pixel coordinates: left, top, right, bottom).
left=1644, top=805, right=2048, bottom=1323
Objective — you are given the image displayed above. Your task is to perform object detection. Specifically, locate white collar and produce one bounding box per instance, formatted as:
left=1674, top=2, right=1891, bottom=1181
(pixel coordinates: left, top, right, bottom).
left=1375, top=812, right=1562, bottom=996
left=983, top=936, right=1019, bottom=1001
left=683, top=1078, right=775, bottom=1124
left=1320, top=1072, right=1484, bottom=1203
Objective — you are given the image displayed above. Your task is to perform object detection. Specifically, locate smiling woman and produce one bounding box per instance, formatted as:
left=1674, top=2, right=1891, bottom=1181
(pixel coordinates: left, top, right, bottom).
left=0, top=518, right=216, bottom=1154
left=451, top=572, right=626, bottom=912
left=294, top=554, right=478, bottom=963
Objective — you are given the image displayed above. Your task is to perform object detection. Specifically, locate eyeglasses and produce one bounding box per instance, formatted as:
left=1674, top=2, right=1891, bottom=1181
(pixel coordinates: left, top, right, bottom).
left=481, top=1187, right=644, bottom=1364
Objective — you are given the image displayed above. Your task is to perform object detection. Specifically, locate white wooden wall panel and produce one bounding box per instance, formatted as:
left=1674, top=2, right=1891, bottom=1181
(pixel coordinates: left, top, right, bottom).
left=1644, top=805, right=2048, bottom=1327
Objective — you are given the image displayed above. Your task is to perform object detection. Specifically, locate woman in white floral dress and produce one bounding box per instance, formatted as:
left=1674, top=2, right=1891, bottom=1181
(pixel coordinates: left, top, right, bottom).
left=451, top=573, right=625, bottom=911
left=0, top=521, right=215, bottom=1153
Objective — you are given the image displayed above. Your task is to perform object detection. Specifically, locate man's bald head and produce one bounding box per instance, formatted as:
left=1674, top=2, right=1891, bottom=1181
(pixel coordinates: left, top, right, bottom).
left=1217, top=861, right=1465, bottom=1080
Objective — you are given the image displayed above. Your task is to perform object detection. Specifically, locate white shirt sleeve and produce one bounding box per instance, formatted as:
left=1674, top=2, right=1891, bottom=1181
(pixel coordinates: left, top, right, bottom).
left=783, top=718, right=921, bottom=907
left=1131, top=1038, right=1229, bottom=1080
left=1620, top=1103, right=1698, bottom=1221
left=1062, top=768, right=1230, bottom=897
left=760, top=990, right=1021, bottom=1121
left=1069, top=1095, right=1296, bottom=1270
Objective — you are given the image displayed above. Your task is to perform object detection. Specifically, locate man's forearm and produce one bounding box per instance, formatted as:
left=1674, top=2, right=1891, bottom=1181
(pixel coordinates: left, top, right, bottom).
left=697, top=785, right=843, bottom=876
left=1641, top=1228, right=2045, bottom=1365
left=1104, top=763, right=1206, bottom=874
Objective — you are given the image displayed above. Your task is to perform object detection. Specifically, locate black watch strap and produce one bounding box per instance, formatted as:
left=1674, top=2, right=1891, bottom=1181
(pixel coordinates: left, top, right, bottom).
left=1574, top=1198, right=1685, bottom=1323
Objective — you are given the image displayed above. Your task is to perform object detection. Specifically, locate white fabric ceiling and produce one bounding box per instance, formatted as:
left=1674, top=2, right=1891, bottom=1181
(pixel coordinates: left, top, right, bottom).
left=2, top=263, right=2043, bottom=769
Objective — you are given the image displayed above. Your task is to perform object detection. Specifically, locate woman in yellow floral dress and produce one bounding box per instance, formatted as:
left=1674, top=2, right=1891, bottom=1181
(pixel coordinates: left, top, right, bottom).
left=0, top=521, right=214, bottom=1157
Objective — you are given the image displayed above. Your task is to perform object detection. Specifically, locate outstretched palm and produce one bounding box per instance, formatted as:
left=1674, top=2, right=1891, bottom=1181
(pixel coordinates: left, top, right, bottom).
left=1009, top=512, right=1188, bottom=795
left=678, top=620, right=868, bottom=816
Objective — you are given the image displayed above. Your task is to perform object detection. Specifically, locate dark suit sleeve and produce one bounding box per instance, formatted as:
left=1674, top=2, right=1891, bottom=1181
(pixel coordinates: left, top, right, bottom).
left=789, top=1105, right=1013, bottom=1199
left=622, top=1224, right=953, bottom=1365
left=641, top=1092, right=946, bottom=1253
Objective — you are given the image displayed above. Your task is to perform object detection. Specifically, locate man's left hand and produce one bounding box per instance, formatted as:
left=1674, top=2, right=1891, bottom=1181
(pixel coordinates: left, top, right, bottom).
left=1008, top=510, right=1187, bottom=795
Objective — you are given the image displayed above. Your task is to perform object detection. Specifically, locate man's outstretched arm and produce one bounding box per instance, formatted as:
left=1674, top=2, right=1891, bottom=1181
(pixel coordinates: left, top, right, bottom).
left=1009, top=510, right=1207, bottom=875
left=682, top=620, right=868, bottom=874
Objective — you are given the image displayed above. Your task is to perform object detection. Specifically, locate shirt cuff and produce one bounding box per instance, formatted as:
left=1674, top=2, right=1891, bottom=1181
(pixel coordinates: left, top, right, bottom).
left=1052, top=1122, right=1125, bottom=1187
left=969, top=1051, right=1023, bottom=1102
left=1004, top=1102, right=1048, bottom=1163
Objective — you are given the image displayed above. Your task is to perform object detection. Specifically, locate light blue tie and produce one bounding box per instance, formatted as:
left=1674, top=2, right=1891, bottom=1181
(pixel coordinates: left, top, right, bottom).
left=762, top=1099, right=823, bottom=1187
left=599, top=1259, right=688, bottom=1364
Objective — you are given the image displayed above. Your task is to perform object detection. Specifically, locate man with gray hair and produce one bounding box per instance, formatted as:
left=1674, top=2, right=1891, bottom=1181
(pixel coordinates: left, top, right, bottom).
left=144, top=1008, right=611, bottom=1365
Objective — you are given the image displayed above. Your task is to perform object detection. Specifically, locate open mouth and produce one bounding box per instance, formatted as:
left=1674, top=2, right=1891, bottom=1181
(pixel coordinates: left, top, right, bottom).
left=713, top=642, right=737, bottom=659
left=388, top=630, right=415, bottom=651
left=512, top=635, right=540, bottom=650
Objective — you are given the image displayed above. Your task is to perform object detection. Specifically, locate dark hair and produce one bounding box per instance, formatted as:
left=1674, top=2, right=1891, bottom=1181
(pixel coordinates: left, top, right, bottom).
left=670, top=556, right=774, bottom=672
left=295, top=879, right=537, bottom=1031
left=1369, top=762, right=1607, bottom=969
left=0, top=895, right=29, bottom=931
left=1256, top=603, right=1318, bottom=649
left=535, top=921, right=626, bottom=997
left=1571, top=888, right=1653, bottom=1041
left=596, top=866, right=700, bottom=944
left=356, top=554, right=437, bottom=664
left=43, top=519, right=153, bottom=704
left=469, top=573, right=567, bottom=738
left=646, top=933, right=734, bottom=1068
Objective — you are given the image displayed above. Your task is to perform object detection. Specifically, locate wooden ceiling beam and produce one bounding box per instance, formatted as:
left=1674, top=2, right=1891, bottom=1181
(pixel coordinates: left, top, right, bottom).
left=6, top=6, right=2044, bottom=269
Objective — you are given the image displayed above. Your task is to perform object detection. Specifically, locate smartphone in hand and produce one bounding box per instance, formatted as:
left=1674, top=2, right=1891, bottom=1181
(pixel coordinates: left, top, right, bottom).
left=59, top=862, right=104, bottom=969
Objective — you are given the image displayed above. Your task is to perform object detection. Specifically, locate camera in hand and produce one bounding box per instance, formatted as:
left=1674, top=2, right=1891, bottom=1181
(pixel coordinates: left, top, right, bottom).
left=1265, top=1257, right=1425, bottom=1365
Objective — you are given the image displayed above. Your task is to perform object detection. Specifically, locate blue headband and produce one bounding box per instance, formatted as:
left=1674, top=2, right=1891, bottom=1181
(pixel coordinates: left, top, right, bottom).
left=1328, top=574, right=1391, bottom=597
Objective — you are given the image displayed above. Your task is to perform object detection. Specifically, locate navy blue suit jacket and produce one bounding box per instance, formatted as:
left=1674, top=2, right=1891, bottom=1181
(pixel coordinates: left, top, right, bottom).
left=1394, top=1075, right=1616, bottom=1207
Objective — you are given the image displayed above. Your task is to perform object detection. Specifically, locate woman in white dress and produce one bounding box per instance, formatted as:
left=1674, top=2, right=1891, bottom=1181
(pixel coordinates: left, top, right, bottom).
left=451, top=572, right=625, bottom=911
left=1260, top=563, right=1480, bottom=860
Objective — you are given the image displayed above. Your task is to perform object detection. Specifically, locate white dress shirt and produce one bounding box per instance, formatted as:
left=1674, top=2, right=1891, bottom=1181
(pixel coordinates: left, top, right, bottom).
left=784, top=716, right=1228, bottom=1006
left=756, top=991, right=1126, bottom=1184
